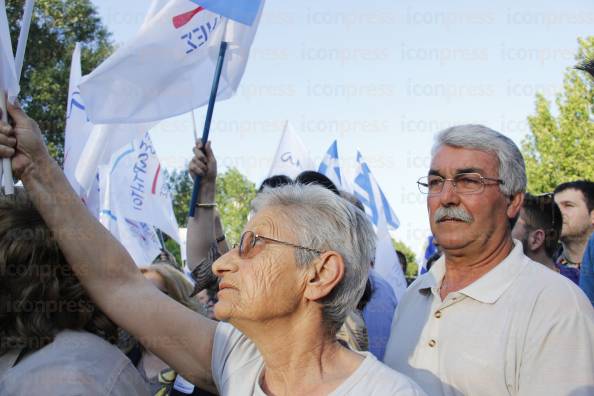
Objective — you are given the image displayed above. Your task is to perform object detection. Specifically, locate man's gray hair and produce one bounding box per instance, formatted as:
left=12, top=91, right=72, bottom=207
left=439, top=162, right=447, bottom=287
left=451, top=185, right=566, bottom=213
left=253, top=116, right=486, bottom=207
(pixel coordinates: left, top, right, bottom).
left=432, top=124, right=527, bottom=196
left=251, top=184, right=376, bottom=335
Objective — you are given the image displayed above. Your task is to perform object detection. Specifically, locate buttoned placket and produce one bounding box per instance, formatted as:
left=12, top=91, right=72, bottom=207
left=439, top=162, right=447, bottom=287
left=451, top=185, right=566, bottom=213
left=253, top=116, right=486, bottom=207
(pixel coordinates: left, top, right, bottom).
left=421, top=287, right=467, bottom=376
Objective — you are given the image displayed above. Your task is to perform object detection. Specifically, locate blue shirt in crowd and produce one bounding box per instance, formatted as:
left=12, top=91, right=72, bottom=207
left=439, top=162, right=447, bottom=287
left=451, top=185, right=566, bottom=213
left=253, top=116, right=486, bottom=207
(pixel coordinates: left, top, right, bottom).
left=363, top=270, right=398, bottom=361
left=580, top=234, right=594, bottom=306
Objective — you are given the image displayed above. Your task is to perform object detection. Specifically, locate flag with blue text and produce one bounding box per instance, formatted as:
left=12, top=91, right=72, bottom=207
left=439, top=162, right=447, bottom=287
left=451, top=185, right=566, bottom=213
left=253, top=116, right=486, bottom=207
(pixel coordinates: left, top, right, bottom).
left=98, top=194, right=163, bottom=266
left=268, top=122, right=315, bottom=179
left=99, top=132, right=180, bottom=243
left=64, top=43, right=94, bottom=200
left=79, top=0, right=265, bottom=124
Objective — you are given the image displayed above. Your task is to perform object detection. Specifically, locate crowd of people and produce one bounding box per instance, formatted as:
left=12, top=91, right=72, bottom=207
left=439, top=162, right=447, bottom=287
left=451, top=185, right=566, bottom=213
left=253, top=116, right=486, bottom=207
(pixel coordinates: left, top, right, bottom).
left=0, top=66, right=593, bottom=395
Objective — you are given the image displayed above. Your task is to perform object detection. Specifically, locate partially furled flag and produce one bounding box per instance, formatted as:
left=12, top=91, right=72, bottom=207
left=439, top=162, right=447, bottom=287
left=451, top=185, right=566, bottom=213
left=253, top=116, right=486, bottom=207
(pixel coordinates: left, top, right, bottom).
left=75, top=123, right=151, bottom=194
left=268, top=122, right=315, bottom=179
left=190, top=0, right=262, bottom=26
left=0, top=0, right=19, bottom=100
left=318, top=140, right=345, bottom=189
left=79, top=0, right=265, bottom=124
left=64, top=43, right=94, bottom=199
left=98, top=204, right=162, bottom=266
left=375, top=220, right=407, bottom=300
left=353, top=151, right=399, bottom=230
left=420, top=235, right=438, bottom=275
left=99, top=132, right=180, bottom=243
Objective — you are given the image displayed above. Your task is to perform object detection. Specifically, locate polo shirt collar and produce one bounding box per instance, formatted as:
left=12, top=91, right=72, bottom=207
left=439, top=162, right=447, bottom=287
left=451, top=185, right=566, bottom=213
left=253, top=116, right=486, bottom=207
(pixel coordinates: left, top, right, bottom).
left=418, top=240, right=528, bottom=304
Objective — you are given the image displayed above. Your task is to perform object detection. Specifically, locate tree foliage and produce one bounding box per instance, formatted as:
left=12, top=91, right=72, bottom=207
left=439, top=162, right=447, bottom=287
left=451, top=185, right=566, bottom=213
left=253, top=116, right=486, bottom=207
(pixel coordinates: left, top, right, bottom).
left=6, top=0, right=113, bottom=162
left=214, top=169, right=257, bottom=246
left=168, top=167, right=257, bottom=247
left=522, top=37, right=594, bottom=193
left=393, top=239, right=418, bottom=278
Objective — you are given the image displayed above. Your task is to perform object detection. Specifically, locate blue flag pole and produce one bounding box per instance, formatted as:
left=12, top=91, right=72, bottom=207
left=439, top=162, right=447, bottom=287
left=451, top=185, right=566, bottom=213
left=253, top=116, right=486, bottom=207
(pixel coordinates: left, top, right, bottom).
left=189, top=40, right=228, bottom=217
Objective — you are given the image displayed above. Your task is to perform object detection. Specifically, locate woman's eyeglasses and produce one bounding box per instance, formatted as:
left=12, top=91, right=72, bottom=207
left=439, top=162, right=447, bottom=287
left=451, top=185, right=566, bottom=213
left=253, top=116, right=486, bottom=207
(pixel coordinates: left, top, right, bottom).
left=236, top=230, right=323, bottom=258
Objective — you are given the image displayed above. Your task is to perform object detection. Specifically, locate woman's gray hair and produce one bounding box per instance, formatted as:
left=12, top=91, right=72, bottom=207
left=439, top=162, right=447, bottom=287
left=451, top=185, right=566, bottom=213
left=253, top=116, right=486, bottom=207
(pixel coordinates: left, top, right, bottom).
left=251, top=184, right=376, bottom=335
left=432, top=124, right=527, bottom=196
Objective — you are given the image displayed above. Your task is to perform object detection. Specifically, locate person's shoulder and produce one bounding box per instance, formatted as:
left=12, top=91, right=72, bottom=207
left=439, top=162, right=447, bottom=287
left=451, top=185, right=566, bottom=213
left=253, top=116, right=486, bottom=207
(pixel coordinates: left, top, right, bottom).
left=355, top=354, right=427, bottom=395
left=1, top=331, right=148, bottom=395
left=369, top=270, right=396, bottom=298
left=212, top=322, right=263, bottom=392
left=517, top=258, right=593, bottom=315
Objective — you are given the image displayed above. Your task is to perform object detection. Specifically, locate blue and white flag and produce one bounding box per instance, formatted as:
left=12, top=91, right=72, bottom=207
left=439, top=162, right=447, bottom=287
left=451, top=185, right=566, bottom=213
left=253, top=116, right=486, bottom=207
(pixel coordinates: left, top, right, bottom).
left=420, top=235, right=438, bottom=275
left=318, top=140, right=344, bottom=189
left=191, top=0, right=263, bottom=26
left=353, top=151, right=399, bottom=230
left=79, top=0, right=265, bottom=124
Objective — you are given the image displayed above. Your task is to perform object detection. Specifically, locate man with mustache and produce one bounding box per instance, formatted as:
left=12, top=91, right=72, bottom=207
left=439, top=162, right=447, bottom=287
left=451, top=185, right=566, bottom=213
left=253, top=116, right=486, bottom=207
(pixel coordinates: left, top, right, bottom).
left=383, top=125, right=594, bottom=395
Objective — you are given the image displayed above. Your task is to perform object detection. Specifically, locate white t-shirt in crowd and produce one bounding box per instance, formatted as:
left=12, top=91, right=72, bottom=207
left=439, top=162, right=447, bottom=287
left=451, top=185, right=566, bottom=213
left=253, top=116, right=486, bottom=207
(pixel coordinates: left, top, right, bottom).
left=211, top=322, right=426, bottom=396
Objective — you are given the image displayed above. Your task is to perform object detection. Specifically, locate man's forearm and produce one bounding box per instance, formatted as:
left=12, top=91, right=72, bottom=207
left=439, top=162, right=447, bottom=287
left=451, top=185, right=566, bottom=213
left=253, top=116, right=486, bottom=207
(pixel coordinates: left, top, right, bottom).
left=21, top=155, right=140, bottom=294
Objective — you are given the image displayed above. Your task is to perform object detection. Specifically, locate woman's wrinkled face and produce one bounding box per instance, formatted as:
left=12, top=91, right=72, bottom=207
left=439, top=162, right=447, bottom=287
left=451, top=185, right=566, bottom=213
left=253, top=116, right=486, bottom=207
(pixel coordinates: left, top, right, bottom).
left=211, top=206, right=309, bottom=324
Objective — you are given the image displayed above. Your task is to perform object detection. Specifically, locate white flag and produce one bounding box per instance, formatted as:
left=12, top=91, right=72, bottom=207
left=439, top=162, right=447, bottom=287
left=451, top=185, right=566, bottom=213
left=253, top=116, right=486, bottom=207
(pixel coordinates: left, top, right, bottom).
left=100, top=132, right=180, bottom=242
left=375, top=220, right=407, bottom=300
left=0, top=0, right=19, bottom=100
left=98, top=173, right=162, bottom=267
left=268, top=122, right=315, bottom=179
left=78, top=0, right=265, bottom=124
left=64, top=43, right=94, bottom=197
left=75, top=122, right=151, bottom=193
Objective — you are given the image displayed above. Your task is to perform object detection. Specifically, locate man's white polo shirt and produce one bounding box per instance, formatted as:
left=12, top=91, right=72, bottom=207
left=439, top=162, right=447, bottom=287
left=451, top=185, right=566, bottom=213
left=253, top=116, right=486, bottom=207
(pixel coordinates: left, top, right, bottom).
left=384, top=241, right=594, bottom=396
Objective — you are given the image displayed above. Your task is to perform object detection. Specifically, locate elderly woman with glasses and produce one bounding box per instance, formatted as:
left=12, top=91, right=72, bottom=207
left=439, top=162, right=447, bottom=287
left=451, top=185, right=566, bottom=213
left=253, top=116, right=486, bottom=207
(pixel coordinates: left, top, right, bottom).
left=0, top=105, right=424, bottom=396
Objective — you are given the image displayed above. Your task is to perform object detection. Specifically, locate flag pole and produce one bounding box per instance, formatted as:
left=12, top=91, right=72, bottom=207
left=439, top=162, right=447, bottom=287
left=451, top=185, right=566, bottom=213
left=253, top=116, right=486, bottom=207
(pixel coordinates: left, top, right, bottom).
left=190, top=109, right=198, bottom=143
left=15, top=0, right=35, bottom=81
left=156, top=228, right=167, bottom=251
left=2, top=0, right=36, bottom=195
left=0, top=92, right=13, bottom=194
left=188, top=39, right=228, bottom=217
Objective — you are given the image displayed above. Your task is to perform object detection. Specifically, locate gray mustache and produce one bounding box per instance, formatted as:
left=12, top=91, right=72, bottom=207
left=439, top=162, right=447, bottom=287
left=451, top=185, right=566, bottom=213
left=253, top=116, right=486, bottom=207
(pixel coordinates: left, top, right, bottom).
left=434, top=206, right=474, bottom=223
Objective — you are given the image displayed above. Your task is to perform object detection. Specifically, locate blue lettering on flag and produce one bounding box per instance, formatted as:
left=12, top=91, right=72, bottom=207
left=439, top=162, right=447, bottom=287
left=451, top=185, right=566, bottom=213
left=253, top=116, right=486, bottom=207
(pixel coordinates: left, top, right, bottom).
left=180, top=17, right=219, bottom=54
left=67, top=91, right=88, bottom=121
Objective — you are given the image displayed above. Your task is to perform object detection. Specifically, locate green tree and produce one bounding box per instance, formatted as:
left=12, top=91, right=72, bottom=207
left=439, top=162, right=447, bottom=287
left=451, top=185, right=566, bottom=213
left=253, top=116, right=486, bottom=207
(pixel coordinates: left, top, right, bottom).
left=393, top=239, right=418, bottom=279
left=168, top=167, right=257, bottom=247
left=215, top=168, right=257, bottom=246
left=522, top=37, right=594, bottom=193
left=6, top=0, right=113, bottom=162
left=167, top=168, right=193, bottom=228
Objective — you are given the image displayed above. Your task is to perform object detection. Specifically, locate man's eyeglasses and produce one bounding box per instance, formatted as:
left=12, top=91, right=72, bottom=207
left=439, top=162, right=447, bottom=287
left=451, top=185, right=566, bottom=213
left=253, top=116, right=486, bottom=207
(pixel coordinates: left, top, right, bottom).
left=237, top=230, right=324, bottom=258
left=417, top=173, right=504, bottom=196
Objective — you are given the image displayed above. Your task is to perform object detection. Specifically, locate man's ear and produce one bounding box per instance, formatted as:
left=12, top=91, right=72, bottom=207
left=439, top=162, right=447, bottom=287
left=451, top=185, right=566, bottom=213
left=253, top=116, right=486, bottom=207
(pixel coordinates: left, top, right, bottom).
left=507, top=192, right=524, bottom=220
left=590, top=209, right=594, bottom=227
left=529, top=229, right=546, bottom=252
left=303, top=251, right=345, bottom=302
